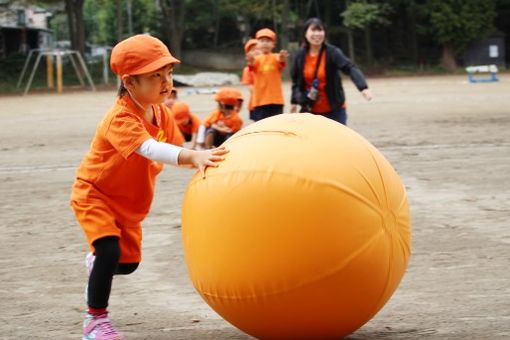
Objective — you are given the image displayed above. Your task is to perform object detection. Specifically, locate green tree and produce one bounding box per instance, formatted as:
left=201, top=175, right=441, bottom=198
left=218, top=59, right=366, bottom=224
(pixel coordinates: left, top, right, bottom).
left=64, top=0, right=86, bottom=54
left=159, top=0, right=187, bottom=58
left=84, top=0, right=158, bottom=46
left=219, top=0, right=277, bottom=41
left=428, top=0, right=496, bottom=70
left=341, top=0, right=391, bottom=63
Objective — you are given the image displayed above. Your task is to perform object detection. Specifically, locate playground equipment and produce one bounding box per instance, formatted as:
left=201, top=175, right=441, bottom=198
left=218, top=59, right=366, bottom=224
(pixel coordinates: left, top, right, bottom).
left=17, top=49, right=96, bottom=95
left=466, top=65, right=499, bottom=83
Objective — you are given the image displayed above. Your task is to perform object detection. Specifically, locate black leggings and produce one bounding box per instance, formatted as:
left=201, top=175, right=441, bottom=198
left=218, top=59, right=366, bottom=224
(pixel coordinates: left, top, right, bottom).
left=87, top=236, right=139, bottom=309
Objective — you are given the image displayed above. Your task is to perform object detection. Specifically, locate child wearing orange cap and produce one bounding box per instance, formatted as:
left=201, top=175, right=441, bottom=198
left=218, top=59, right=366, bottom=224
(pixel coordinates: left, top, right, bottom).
left=247, top=28, right=289, bottom=121
left=241, top=39, right=258, bottom=85
left=241, top=38, right=260, bottom=121
left=199, top=87, right=243, bottom=149
left=172, top=101, right=201, bottom=149
left=70, top=34, right=228, bottom=340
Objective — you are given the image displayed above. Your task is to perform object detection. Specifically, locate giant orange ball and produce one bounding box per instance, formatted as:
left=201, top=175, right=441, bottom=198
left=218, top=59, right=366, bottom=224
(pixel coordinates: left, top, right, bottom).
left=182, top=113, right=411, bottom=339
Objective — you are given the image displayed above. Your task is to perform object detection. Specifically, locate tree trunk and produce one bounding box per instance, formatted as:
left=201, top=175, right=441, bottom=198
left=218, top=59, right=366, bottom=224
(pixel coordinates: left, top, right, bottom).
left=160, top=0, right=185, bottom=58
left=126, top=0, right=133, bottom=36
left=65, top=0, right=85, bottom=55
left=406, top=1, right=418, bottom=64
left=272, top=0, right=277, bottom=36
left=324, top=0, right=332, bottom=27
left=280, top=0, right=290, bottom=50
left=213, top=0, right=220, bottom=48
left=305, top=0, right=314, bottom=17
left=364, top=24, right=372, bottom=65
left=75, top=0, right=85, bottom=54
left=347, top=28, right=355, bottom=62
left=116, top=0, right=123, bottom=42
left=241, top=17, right=251, bottom=44
left=441, top=44, right=457, bottom=70
left=65, top=0, right=76, bottom=49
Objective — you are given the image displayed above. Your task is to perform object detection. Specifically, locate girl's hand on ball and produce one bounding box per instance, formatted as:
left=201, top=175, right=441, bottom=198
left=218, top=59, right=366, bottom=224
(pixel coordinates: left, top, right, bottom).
left=192, top=147, right=229, bottom=178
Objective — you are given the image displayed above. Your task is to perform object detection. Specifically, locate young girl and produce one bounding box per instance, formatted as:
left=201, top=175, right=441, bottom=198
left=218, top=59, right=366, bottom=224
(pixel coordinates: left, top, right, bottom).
left=247, top=28, right=288, bottom=121
left=70, top=34, right=227, bottom=340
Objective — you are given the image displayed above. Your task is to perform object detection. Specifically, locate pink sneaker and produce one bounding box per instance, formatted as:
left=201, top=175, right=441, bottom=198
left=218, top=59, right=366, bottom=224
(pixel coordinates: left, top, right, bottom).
left=83, top=313, right=123, bottom=340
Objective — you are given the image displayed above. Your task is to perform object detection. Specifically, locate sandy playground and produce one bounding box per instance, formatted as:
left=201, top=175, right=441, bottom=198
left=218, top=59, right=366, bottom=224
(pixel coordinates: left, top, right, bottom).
left=0, top=74, right=509, bottom=339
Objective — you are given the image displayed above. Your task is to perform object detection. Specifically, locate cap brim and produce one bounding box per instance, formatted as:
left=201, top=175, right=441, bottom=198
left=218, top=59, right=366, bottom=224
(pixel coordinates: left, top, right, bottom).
left=218, top=99, right=239, bottom=106
left=131, top=55, right=181, bottom=75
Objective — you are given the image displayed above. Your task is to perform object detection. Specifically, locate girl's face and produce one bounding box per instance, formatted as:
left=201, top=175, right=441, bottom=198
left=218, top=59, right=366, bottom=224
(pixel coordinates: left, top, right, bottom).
left=246, top=44, right=262, bottom=60
left=258, top=37, right=275, bottom=54
left=219, top=102, right=235, bottom=116
left=305, top=25, right=325, bottom=47
left=126, top=64, right=174, bottom=105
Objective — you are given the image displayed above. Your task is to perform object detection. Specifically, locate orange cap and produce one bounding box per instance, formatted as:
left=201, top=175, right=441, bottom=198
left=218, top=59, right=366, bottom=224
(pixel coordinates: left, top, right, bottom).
left=215, top=87, right=244, bottom=106
left=255, top=28, right=276, bottom=41
left=231, top=88, right=243, bottom=102
left=172, top=101, right=191, bottom=123
left=244, top=39, right=258, bottom=54
left=111, top=34, right=180, bottom=77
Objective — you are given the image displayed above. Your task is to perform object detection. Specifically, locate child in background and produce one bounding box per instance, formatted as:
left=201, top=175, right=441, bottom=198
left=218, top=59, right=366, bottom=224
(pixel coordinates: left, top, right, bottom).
left=247, top=28, right=288, bottom=121
left=163, top=88, right=186, bottom=146
left=71, top=35, right=227, bottom=340
left=241, top=39, right=260, bottom=121
left=172, top=101, right=201, bottom=149
left=241, top=39, right=258, bottom=85
left=200, top=87, right=243, bottom=149
left=164, top=88, right=179, bottom=109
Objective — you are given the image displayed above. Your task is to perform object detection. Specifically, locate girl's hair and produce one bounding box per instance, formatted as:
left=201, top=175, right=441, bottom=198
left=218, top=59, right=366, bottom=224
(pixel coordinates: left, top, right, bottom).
left=301, top=17, right=327, bottom=50
left=118, top=82, right=128, bottom=97
left=117, top=76, right=138, bottom=97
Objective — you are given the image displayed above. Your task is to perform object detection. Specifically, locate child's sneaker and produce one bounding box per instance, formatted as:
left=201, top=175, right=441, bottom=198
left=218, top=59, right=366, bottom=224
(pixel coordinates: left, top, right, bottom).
left=83, top=313, right=123, bottom=340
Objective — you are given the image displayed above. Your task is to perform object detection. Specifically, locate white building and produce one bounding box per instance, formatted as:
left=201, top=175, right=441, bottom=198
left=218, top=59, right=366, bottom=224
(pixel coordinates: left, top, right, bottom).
left=0, top=1, right=53, bottom=58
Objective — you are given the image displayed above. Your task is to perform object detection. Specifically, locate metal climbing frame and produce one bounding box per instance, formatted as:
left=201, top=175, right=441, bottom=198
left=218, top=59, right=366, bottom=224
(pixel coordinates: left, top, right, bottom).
left=17, top=49, right=96, bottom=95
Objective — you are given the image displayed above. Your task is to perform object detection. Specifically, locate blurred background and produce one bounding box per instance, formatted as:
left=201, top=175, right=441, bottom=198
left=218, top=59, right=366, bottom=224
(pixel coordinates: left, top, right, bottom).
left=1, top=0, right=509, bottom=93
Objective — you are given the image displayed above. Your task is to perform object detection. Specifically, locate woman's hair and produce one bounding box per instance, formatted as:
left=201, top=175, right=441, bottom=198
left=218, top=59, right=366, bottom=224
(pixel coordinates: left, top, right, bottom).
left=117, top=75, right=138, bottom=97
left=301, top=17, right=327, bottom=50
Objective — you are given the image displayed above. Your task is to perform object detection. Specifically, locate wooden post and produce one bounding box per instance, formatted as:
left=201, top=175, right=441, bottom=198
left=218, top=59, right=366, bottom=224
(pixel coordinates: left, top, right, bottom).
left=46, top=54, right=54, bottom=89
left=56, top=53, right=63, bottom=94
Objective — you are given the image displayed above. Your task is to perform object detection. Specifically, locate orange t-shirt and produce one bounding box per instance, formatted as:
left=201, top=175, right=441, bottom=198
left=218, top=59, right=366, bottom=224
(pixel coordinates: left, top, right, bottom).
left=303, top=52, right=331, bottom=114
left=204, top=109, right=243, bottom=133
left=177, top=112, right=201, bottom=136
left=164, top=106, right=185, bottom=146
left=241, top=66, right=254, bottom=85
left=251, top=53, right=285, bottom=107
left=71, top=95, right=183, bottom=222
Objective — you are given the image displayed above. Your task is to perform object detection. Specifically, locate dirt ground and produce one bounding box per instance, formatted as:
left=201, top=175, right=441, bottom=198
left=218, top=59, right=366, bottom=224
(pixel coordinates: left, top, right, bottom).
left=1, top=74, right=509, bottom=339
